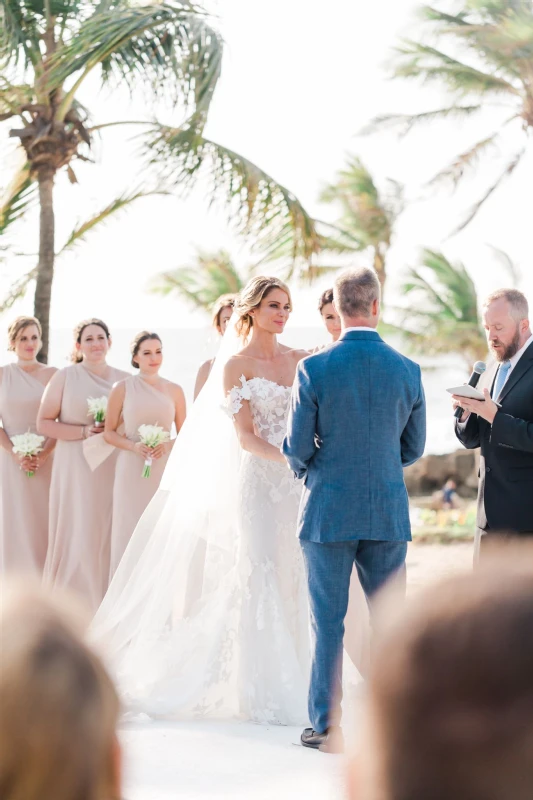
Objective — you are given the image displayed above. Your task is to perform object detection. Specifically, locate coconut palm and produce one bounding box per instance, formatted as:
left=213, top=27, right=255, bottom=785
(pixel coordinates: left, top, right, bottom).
left=151, top=248, right=254, bottom=311
left=0, top=1, right=320, bottom=361
left=363, top=0, right=533, bottom=232
left=394, top=248, right=486, bottom=368
left=318, top=156, right=403, bottom=291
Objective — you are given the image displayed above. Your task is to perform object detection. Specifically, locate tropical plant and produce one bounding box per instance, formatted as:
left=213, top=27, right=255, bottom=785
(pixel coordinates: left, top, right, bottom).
left=318, top=156, right=403, bottom=291
left=394, top=248, right=486, bottom=367
left=151, top=248, right=255, bottom=311
left=0, top=0, right=320, bottom=361
left=363, top=0, right=533, bottom=233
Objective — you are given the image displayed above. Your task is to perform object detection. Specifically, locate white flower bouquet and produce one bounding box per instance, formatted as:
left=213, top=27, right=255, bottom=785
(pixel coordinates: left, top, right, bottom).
left=11, top=432, right=45, bottom=477
left=138, top=424, right=170, bottom=478
left=87, top=396, right=108, bottom=428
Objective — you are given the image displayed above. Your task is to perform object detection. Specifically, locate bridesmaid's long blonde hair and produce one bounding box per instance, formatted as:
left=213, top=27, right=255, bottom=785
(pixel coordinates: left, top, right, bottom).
left=0, top=585, right=120, bottom=800
left=234, top=277, right=292, bottom=340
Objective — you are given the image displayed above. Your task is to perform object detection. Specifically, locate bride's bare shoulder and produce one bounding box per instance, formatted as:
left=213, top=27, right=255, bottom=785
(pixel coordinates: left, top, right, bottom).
left=282, top=345, right=310, bottom=364
left=223, top=354, right=255, bottom=383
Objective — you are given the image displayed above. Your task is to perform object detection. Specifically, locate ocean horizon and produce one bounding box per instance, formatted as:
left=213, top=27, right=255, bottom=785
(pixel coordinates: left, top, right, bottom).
left=4, top=325, right=469, bottom=455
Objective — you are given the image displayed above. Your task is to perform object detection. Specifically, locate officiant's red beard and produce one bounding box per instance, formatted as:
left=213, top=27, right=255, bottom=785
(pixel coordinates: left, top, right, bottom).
left=489, top=326, right=521, bottom=362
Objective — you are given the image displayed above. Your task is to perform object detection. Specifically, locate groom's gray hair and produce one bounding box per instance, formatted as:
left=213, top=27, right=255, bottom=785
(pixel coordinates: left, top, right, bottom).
left=334, top=267, right=381, bottom=319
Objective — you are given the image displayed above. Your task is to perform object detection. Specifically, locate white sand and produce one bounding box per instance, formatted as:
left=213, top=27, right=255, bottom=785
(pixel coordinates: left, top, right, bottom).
left=120, top=542, right=474, bottom=800
left=120, top=720, right=346, bottom=800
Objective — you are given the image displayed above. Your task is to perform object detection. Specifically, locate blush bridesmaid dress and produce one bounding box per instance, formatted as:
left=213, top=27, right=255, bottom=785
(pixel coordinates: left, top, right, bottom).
left=109, top=375, right=175, bottom=577
left=0, top=364, right=54, bottom=574
left=44, top=362, right=129, bottom=611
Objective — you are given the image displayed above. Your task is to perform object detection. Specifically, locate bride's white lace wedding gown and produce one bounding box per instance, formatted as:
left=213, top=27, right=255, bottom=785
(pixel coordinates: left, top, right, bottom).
left=94, top=372, right=366, bottom=724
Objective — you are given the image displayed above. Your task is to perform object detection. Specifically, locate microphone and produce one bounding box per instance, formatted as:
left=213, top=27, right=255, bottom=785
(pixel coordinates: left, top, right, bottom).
left=454, top=361, right=487, bottom=419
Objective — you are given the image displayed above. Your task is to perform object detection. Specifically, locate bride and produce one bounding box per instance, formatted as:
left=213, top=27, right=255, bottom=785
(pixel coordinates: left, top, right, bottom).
left=93, top=276, right=367, bottom=724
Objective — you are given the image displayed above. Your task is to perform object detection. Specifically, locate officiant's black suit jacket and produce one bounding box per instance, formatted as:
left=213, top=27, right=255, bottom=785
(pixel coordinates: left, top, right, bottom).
left=455, top=344, right=533, bottom=533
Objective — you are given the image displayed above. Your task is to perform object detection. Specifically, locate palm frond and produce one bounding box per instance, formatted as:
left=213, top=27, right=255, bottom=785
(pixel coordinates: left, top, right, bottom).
left=360, top=105, right=483, bottom=137
left=319, top=156, right=400, bottom=252
left=487, top=244, right=521, bottom=286
left=0, top=0, right=42, bottom=69
left=151, top=248, right=250, bottom=311
left=0, top=77, right=34, bottom=120
left=57, top=189, right=167, bottom=254
left=452, top=148, right=526, bottom=233
left=392, top=39, right=520, bottom=97
left=0, top=267, right=37, bottom=311
left=394, top=248, right=485, bottom=366
left=0, top=164, right=36, bottom=235
left=143, top=124, right=321, bottom=265
left=428, top=131, right=501, bottom=188
left=49, top=3, right=222, bottom=121
left=421, top=3, right=533, bottom=76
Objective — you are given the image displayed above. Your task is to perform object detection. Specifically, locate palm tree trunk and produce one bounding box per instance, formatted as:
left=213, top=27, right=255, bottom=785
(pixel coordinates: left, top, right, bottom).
left=373, top=248, right=386, bottom=293
left=34, top=168, right=55, bottom=363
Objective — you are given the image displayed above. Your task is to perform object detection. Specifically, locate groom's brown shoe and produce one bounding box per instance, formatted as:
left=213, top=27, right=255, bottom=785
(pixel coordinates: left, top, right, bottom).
left=301, top=726, right=344, bottom=754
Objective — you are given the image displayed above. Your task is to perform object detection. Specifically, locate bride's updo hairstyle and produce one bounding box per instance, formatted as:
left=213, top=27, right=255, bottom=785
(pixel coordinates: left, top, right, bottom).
left=130, top=331, right=162, bottom=369
left=71, top=319, right=111, bottom=363
left=234, top=276, right=292, bottom=340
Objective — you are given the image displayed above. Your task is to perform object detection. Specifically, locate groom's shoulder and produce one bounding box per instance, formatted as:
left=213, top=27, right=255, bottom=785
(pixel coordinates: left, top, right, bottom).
left=381, top=342, right=422, bottom=380
left=296, top=342, right=340, bottom=376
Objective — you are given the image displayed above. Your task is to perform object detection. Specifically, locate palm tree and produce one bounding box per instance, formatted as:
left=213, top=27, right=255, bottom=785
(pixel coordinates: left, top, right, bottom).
left=151, top=248, right=254, bottom=312
left=363, top=1, right=533, bottom=233
left=318, top=156, right=403, bottom=291
left=0, top=1, right=320, bottom=361
left=394, top=249, right=486, bottom=368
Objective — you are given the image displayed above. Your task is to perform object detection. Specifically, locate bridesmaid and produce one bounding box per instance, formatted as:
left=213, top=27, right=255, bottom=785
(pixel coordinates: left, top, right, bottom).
left=193, top=294, right=235, bottom=399
left=37, top=319, right=129, bottom=611
left=104, top=331, right=186, bottom=577
left=0, top=317, right=57, bottom=574
left=312, top=289, right=342, bottom=353
left=318, top=288, right=341, bottom=343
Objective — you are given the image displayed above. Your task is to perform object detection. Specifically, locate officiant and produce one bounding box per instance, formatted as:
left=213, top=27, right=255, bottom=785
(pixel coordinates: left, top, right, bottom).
left=453, top=289, right=533, bottom=561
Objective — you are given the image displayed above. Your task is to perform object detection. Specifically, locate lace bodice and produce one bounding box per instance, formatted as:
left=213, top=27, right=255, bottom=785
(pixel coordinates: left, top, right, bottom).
left=224, top=376, right=292, bottom=449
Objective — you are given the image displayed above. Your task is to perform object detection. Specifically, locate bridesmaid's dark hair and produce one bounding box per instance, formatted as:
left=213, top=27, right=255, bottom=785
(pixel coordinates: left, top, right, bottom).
left=71, top=319, right=111, bottom=363
left=130, top=331, right=161, bottom=369
left=318, top=288, right=334, bottom=313
left=7, top=316, right=42, bottom=351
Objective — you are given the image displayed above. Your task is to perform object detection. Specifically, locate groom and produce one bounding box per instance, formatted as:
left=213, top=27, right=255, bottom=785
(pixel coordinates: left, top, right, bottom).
left=283, top=267, right=426, bottom=753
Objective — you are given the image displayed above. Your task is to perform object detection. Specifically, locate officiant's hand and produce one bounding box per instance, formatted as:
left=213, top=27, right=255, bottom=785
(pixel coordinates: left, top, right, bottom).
left=452, top=397, right=470, bottom=423
left=452, top=388, right=498, bottom=424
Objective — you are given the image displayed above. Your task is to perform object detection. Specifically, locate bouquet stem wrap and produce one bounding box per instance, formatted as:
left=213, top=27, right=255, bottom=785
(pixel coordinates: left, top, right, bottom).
left=137, top=424, right=170, bottom=478
left=142, top=456, right=153, bottom=479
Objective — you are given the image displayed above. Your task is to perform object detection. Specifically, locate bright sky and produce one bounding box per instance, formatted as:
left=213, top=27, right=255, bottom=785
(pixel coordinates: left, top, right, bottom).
left=1, top=0, right=531, bottom=331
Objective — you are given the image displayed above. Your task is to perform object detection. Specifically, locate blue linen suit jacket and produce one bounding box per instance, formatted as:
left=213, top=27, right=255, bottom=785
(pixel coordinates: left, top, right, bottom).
left=282, top=330, right=426, bottom=543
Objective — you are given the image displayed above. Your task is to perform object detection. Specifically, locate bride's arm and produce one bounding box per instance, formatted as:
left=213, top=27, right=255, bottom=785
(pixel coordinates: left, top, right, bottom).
left=223, top=360, right=285, bottom=464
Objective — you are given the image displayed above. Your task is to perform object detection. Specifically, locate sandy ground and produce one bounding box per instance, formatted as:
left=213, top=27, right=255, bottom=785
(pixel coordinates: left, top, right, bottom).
left=120, top=542, right=474, bottom=800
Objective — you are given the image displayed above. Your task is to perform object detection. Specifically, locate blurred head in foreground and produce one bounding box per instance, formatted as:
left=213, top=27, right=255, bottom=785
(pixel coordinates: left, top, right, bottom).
left=0, top=584, right=121, bottom=800
left=351, top=548, right=533, bottom=800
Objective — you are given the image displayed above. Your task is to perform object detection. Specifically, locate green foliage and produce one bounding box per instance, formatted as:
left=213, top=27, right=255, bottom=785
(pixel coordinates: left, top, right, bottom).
left=144, top=124, right=322, bottom=269
left=364, top=0, right=533, bottom=229
left=151, top=248, right=253, bottom=311
left=0, top=0, right=320, bottom=336
left=318, top=156, right=403, bottom=288
left=0, top=165, right=37, bottom=235
left=393, top=248, right=486, bottom=367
